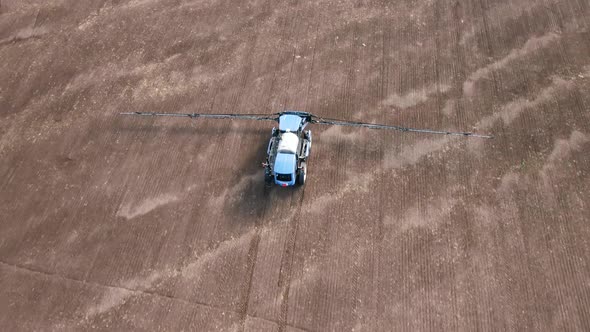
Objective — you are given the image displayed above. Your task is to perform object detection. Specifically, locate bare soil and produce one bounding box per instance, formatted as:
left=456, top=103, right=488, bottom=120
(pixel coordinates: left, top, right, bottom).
left=1, top=0, right=590, bottom=330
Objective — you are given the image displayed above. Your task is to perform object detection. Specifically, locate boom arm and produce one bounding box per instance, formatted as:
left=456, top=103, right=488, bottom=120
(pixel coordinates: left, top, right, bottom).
left=120, top=111, right=279, bottom=122
left=309, top=115, right=493, bottom=139
left=119, top=111, right=493, bottom=139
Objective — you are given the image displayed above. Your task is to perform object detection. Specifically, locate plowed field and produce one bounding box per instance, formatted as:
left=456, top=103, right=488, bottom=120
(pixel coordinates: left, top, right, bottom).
left=1, top=0, right=589, bottom=330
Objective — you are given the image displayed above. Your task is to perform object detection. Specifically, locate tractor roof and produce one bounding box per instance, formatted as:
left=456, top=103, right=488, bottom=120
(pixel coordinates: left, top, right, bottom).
left=274, top=152, right=297, bottom=174
left=279, top=114, right=303, bottom=132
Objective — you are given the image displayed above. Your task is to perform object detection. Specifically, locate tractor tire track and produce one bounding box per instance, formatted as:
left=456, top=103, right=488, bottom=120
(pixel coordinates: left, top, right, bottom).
left=277, top=187, right=306, bottom=332
left=370, top=1, right=389, bottom=329
left=238, top=213, right=265, bottom=331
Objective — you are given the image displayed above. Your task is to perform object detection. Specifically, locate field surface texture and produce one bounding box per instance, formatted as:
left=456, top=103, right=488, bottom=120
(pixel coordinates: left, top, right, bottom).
left=1, top=0, right=590, bottom=330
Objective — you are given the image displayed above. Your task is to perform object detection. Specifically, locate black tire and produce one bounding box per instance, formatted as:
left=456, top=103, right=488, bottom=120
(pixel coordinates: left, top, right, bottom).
left=297, top=162, right=307, bottom=185
left=264, top=168, right=273, bottom=187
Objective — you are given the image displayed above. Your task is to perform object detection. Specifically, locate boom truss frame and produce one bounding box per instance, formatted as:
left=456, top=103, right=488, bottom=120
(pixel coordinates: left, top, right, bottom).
left=120, top=111, right=493, bottom=139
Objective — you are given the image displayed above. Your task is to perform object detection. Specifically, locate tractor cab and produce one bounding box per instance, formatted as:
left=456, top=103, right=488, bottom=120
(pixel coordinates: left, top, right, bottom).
left=278, top=113, right=306, bottom=133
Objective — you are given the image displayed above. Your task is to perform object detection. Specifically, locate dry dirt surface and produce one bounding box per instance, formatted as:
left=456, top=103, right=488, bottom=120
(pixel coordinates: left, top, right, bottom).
left=1, top=0, right=590, bottom=330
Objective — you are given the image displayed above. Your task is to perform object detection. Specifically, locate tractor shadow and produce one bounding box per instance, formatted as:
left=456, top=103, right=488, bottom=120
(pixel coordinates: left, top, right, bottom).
left=218, top=135, right=304, bottom=223
left=113, top=119, right=313, bottom=224
left=114, top=121, right=270, bottom=136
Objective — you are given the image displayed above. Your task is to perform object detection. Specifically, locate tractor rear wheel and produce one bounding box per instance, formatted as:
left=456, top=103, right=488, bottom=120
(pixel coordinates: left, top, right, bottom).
left=297, top=162, right=307, bottom=185
left=264, top=168, right=273, bottom=187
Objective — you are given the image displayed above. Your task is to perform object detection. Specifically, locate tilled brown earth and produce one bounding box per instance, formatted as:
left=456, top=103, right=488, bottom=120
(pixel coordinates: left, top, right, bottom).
left=1, top=0, right=590, bottom=330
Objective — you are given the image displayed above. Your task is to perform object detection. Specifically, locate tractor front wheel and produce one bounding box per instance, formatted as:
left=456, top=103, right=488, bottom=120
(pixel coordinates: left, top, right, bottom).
left=297, top=163, right=307, bottom=185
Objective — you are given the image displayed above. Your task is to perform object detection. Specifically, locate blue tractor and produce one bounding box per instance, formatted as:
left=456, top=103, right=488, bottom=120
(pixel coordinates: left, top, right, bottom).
left=121, top=110, right=492, bottom=187
left=264, top=112, right=312, bottom=186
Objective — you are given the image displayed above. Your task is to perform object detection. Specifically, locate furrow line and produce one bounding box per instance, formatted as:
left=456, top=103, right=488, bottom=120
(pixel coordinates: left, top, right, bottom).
left=2, top=259, right=309, bottom=331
